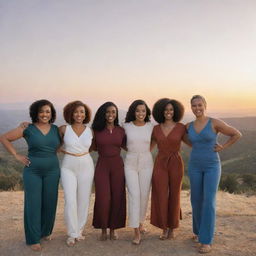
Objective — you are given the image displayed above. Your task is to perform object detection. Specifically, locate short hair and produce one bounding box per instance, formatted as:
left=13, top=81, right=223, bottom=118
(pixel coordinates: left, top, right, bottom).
left=29, top=99, right=56, bottom=123
left=152, top=98, right=184, bottom=123
left=190, top=95, right=207, bottom=106
left=63, top=101, right=91, bottom=124
left=92, top=102, right=120, bottom=131
left=125, top=99, right=151, bottom=123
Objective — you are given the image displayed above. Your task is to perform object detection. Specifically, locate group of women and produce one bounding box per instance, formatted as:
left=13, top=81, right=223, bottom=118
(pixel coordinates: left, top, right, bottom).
left=0, top=95, right=241, bottom=254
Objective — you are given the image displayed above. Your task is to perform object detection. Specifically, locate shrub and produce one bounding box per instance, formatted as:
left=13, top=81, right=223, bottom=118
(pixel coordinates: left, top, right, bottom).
left=182, top=175, right=190, bottom=190
left=219, top=174, right=239, bottom=193
left=0, top=174, right=22, bottom=191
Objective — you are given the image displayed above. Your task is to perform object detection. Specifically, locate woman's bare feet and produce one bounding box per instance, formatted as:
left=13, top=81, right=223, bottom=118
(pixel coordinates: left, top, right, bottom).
left=43, top=235, right=52, bottom=241
left=159, top=228, right=175, bottom=240
left=132, top=228, right=141, bottom=245
left=75, top=235, right=85, bottom=241
left=110, top=229, right=118, bottom=240
left=198, top=244, right=211, bottom=254
left=99, top=229, right=107, bottom=241
left=30, top=243, right=42, bottom=251
left=159, top=228, right=169, bottom=240
left=192, top=234, right=199, bottom=243
left=167, top=229, right=175, bottom=239
left=139, top=223, right=147, bottom=234
left=66, top=237, right=75, bottom=247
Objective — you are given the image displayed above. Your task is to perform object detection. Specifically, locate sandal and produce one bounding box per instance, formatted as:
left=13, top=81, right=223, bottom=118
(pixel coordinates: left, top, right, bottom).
left=66, top=237, right=75, bottom=247
left=192, top=234, right=199, bottom=243
left=110, top=230, right=118, bottom=240
left=132, top=237, right=141, bottom=245
left=159, top=229, right=169, bottom=240
left=168, top=229, right=175, bottom=239
left=139, top=224, right=147, bottom=234
left=30, top=243, right=42, bottom=251
left=198, top=244, right=211, bottom=254
left=75, top=235, right=85, bottom=241
left=43, top=235, right=52, bottom=241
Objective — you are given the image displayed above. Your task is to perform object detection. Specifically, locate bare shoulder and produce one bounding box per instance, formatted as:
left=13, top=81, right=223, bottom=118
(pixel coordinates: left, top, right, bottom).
left=211, top=118, right=228, bottom=128
left=0, top=126, right=25, bottom=141
left=211, top=117, right=241, bottom=136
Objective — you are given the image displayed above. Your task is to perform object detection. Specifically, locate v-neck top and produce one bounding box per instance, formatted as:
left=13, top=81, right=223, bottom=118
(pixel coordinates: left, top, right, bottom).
left=23, top=124, right=61, bottom=157
left=152, top=123, right=186, bottom=155
left=188, top=118, right=220, bottom=162
left=63, top=125, right=92, bottom=154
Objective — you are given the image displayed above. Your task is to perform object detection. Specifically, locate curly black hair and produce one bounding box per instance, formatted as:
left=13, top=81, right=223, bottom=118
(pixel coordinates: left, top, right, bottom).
left=29, top=99, right=56, bottom=123
left=63, top=100, right=91, bottom=124
left=125, top=99, right=151, bottom=123
left=92, top=102, right=119, bottom=131
left=152, top=98, right=184, bottom=123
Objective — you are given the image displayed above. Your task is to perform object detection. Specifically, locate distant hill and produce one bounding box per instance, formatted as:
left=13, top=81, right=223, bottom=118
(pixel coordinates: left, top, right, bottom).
left=0, top=110, right=255, bottom=175
left=222, top=117, right=256, bottom=131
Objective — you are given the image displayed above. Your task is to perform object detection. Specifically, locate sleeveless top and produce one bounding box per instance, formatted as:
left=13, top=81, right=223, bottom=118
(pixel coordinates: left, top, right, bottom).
left=93, top=126, right=126, bottom=158
left=63, top=125, right=92, bottom=154
left=188, top=118, right=220, bottom=163
left=23, top=124, right=60, bottom=158
left=123, top=122, right=153, bottom=153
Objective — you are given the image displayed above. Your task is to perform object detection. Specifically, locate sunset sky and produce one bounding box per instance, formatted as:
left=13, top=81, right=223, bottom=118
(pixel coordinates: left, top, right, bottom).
left=0, top=0, right=255, bottom=116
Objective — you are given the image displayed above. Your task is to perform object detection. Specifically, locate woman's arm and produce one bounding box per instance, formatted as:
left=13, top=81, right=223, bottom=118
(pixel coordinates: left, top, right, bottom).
left=182, top=133, right=192, bottom=147
left=182, top=123, right=192, bottom=147
left=212, top=118, right=242, bottom=152
left=150, top=136, right=156, bottom=152
left=0, top=127, right=30, bottom=166
left=89, top=131, right=97, bottom=152
left=57, top=125, right=66, bottom=152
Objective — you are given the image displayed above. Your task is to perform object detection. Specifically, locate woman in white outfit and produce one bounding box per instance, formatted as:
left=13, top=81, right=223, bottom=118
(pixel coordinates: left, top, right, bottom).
left=123, top=99, right=153, bottom=245
left=59, top=101, right=94, bottom=247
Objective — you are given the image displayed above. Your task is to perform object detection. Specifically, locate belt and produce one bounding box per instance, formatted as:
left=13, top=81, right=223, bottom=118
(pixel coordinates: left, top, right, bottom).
left=62, top=150, right=89, bottom=157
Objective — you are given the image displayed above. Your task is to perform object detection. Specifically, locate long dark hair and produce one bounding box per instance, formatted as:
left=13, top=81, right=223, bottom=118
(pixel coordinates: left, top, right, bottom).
left=125, top=99, right=151, bottom=123
left=92, top=102, right=119, bottom=131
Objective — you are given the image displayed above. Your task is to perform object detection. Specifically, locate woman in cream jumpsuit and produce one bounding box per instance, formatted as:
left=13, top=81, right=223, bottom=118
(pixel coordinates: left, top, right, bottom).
left=123, top=100, right=153, bottom=245
left=59, top=101, right=94, bottom=247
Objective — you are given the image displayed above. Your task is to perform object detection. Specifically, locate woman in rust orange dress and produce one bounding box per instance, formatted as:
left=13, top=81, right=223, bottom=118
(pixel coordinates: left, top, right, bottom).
left=151, top=98, right=189, bottom=240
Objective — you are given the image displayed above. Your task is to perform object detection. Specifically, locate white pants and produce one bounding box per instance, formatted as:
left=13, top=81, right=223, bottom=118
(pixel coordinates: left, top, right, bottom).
left=124, top=152, right=153, bottom=228
left=61, top=154, right=94, bottom=238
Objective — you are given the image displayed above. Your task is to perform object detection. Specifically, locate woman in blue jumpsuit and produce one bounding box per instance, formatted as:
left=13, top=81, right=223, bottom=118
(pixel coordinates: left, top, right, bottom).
left=0, top=99, right=60, bottom=251
left=186, top=95, right=241, bottom=254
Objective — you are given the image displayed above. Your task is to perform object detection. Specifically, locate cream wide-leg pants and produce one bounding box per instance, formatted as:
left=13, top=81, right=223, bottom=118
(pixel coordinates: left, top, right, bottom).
left=61, top=154, right=94, bottom=238
left=124, top=152, right=153, bottom=228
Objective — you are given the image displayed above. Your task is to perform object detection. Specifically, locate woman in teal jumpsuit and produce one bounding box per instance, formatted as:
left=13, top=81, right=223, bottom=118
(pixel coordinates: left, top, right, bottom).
left=0, top=99, right=61, bottom=251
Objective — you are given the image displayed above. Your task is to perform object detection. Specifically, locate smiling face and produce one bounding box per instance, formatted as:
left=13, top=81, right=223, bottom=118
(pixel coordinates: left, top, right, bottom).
left=191, top=98, right=206, bottom=117
left=164, top=103, right=174, bottom=121
left=135, top=104, right=147, bottom=122
left=37, top=105, right=52, bottom=124
left=72, top=105, right=86, bottom=124
left=105, top=105, right=117, bottom=125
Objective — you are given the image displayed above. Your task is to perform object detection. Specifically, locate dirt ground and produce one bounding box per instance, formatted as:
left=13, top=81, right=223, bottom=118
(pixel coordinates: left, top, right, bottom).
left=0, top=190, right=255, bottom=256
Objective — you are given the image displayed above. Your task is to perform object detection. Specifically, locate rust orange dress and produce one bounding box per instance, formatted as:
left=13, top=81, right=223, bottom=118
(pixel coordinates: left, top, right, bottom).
left=150, top=123, right=186, bottom=229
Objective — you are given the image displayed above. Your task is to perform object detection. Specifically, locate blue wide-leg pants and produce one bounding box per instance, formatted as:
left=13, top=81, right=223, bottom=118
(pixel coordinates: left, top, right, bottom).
left=188, top=161, right=221, bottom=245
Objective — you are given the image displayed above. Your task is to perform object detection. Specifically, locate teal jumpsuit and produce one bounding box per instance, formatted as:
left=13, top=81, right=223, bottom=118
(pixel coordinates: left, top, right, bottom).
left=23, top=124, right=60, bottom=245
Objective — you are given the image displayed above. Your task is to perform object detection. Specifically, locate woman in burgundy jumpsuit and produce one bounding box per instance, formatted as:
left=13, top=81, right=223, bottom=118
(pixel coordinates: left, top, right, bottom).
left=91, top=102, right=126, bottom=240
left=151, top=98, right=189, bottom=240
